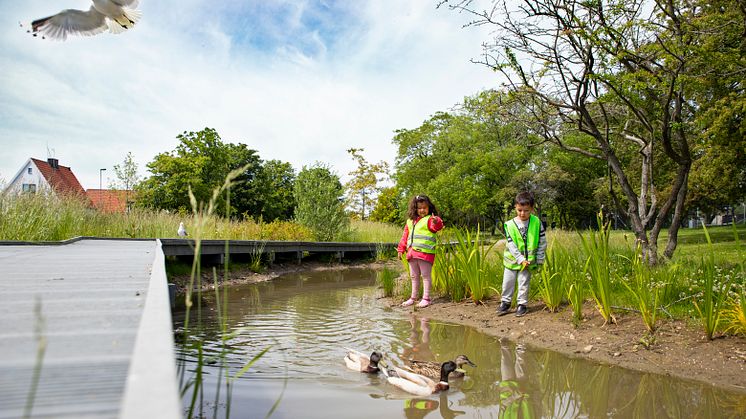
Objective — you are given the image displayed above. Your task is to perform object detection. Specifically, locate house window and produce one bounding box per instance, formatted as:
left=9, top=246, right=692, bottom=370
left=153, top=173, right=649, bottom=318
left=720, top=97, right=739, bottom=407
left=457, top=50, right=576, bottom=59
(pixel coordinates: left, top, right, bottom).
left=27, top=167, right=32, bottom=174
left=22, top=183, right=37, bottom=193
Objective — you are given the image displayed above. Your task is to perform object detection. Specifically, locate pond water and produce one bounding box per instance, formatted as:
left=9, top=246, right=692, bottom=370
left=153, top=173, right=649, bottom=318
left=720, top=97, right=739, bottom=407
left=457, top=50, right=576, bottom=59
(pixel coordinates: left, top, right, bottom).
left=173, top=268, right=746, bottom=418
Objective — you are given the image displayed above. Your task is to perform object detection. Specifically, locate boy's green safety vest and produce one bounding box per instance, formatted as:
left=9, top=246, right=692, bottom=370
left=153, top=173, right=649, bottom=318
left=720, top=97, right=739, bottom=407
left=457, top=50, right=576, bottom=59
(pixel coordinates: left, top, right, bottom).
left=503, top=214, right=541, bottom=270
left=406, top=215, right=437, bottom=254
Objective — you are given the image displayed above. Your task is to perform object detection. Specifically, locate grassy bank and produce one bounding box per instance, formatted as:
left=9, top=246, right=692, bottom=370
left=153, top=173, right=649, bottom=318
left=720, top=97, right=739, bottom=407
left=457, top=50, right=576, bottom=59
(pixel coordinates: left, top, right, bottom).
left=400, top=223, right=746, bottom=339
left=0, top=193, right=404, bottom=242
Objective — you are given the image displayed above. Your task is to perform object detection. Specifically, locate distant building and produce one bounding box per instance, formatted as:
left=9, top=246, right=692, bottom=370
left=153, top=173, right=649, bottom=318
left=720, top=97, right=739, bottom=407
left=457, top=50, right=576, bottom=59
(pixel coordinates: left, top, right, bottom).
left=87, top=189, right=134, bottom=213
left=3, top=158, right=86, bottom=197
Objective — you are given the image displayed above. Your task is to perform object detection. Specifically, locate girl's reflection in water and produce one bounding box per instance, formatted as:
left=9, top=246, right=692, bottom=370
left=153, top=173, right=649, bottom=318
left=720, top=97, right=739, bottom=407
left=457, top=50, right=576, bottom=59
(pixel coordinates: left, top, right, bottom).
left=402, top=315, right=434, bottom=363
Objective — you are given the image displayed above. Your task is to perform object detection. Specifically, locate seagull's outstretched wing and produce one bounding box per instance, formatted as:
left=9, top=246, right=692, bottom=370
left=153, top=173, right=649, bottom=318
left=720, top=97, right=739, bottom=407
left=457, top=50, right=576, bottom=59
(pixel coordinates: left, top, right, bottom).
left=32, top=6, right=107, bottom=41
left=111, top=0, right=140, bottom=8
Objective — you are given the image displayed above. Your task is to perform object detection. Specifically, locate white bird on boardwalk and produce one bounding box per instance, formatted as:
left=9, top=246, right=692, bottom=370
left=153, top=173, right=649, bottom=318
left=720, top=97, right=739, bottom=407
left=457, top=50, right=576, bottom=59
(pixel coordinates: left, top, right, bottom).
left=177, top=222, right=188, bottom=237
left=29, top=0, right=142, bottom=41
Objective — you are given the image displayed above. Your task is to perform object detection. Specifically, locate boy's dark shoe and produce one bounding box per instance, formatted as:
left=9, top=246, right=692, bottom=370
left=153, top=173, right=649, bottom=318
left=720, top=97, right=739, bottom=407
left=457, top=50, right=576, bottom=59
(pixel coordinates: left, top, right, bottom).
left=496, top=302, right=511, bottom=316
left=515, top=305, right=528, bottom=317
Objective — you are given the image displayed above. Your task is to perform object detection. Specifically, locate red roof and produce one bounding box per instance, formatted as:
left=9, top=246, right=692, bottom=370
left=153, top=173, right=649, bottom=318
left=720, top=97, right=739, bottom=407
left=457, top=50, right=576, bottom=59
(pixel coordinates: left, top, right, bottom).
left=31, top=158, right=86, bottom=197
left=87, top=189, right=133, bottom=213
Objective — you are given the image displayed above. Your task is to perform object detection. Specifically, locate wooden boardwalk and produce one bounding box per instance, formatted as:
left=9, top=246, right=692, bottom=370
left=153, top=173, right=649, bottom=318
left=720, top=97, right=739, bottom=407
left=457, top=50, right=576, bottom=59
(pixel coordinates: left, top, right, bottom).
left=0, top=239, right=180, bottom=419
left=0, top=237, right=395, bottom=418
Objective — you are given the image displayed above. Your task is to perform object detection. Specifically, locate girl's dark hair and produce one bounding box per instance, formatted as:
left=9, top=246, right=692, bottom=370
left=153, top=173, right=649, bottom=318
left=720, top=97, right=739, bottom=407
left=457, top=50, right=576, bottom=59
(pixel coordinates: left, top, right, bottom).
left=407, top=194, right=438, bottom=220
left=515, top=191, right=535, bottom=207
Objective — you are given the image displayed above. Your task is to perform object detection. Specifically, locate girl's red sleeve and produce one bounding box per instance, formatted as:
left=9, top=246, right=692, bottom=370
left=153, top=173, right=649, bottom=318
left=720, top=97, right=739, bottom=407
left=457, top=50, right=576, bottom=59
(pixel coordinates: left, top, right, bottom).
left=428, top=216, right=444, bottom=232
left=397, top=225, right=409, bottom=253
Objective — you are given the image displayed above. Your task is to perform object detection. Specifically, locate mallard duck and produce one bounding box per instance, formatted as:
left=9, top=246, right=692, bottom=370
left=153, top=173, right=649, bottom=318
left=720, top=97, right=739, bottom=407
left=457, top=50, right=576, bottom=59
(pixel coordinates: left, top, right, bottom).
left=344, top=348, right=383, bottom=373
left=407, top=354, right=476, bottom=379
left=380, top=361, right=457, bottom=396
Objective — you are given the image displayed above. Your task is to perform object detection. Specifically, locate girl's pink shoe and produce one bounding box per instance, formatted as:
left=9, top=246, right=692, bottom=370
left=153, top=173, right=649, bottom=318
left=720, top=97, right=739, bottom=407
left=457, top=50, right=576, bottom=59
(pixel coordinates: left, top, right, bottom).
left=417, top=298, right=431, bottom=308
left=401, top=298, right=416, bottom=307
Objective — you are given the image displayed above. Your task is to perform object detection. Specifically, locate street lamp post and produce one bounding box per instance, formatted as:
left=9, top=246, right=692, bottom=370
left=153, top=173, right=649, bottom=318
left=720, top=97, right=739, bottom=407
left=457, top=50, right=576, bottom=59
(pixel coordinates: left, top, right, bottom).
left=99, top=168, right=106, bottom=190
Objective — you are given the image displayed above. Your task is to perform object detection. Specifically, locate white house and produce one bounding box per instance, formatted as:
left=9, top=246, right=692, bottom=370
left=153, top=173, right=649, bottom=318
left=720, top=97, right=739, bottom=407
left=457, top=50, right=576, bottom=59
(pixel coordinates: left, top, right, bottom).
left=2, top=158, right=86, bottom=197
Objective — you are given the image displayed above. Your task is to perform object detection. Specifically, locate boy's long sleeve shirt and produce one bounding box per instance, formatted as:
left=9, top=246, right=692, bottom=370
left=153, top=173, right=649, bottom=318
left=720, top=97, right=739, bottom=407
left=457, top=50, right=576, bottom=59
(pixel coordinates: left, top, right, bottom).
left=505, top=216, right=547, bottom=265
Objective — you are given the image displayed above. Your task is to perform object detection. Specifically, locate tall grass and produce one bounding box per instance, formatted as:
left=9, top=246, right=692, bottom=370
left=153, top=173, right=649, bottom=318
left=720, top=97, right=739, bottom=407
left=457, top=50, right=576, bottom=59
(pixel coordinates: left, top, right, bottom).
left=432, top=233, right=468, bottom=302
left=448, top=228, right=497, bottom=304
left=376, top=267, right=398, bottom=297
left=24, top=297, right=47, bottom=418
left=620, top=246, right=662, bottom=333
left=563, top=254, right=586, bottom=326
left=346, top=219, right=402, bottom=243
left=0, top=192, right=312, bottom=241
left=536, top=243, right=568, bottom=312
left=177, top=167, right=272, bottom=418
left=578, top=212, right=616, bottom=325
left=722, top=291, right=746, bottom=337
left=693, top=226, right=735, bottom=340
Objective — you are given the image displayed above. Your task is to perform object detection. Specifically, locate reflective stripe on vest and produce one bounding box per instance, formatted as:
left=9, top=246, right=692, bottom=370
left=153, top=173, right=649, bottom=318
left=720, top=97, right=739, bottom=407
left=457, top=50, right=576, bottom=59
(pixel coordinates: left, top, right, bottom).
left=406, top=215, right=437, bottom=254
left=503, top=214, right=541, bottom=270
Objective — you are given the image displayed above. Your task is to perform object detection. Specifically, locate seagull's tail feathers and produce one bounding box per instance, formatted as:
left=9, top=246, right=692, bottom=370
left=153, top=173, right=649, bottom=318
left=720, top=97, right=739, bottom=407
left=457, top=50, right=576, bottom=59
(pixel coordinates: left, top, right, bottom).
left=107, top=8, right=141, bottom=34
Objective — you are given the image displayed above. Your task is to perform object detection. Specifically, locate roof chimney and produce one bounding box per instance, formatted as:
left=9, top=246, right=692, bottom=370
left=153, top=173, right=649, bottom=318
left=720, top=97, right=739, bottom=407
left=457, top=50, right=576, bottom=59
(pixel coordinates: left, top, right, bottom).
left=48, top=158, right=59, bottom=169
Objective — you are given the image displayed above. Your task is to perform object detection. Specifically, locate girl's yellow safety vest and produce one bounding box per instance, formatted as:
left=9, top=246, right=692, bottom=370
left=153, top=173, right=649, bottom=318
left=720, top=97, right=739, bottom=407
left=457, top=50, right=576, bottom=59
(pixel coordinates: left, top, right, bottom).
left=406, top=215, right=437, bottom=254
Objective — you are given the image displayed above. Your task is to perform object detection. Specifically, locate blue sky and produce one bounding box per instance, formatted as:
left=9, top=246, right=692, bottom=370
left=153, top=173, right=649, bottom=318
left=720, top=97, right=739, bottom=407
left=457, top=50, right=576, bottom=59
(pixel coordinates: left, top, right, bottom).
left=0, top=0, right=498, bottom=189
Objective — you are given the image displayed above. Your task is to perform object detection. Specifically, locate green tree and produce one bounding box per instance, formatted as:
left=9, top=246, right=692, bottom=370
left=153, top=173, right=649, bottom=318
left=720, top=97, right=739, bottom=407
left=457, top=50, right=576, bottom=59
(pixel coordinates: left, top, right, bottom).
left=253, top=160, right=296, bottom=221
left=294, top=163, right=348, bottom=241
left=344, top=148, right=390, bottom=220
left=135, top=128, right=270, bottom=218
left=223, top=142, right=263, bottom=218
left=369, top=186, right=402, bottom=224
left=137, top=128, right=231, bottom=212
left=109, top=152, right=141, bottom=212
left=442, top=0, right=744, bottom=263
left=686, top=0, right=746, bottom=216
left=393, top=91, right=537, bottom=233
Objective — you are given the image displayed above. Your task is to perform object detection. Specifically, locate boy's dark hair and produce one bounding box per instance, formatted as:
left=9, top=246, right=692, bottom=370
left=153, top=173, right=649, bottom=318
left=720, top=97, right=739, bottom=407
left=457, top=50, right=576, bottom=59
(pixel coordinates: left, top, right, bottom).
left=407, top=194, right=438, bottom=220
left=515, top=191, right=535, bottom=207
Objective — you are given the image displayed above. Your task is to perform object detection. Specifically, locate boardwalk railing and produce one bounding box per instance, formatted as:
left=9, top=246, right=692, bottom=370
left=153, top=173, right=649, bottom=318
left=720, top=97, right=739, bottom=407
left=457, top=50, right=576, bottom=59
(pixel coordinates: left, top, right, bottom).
left=160, top=239, right=398, bottom=264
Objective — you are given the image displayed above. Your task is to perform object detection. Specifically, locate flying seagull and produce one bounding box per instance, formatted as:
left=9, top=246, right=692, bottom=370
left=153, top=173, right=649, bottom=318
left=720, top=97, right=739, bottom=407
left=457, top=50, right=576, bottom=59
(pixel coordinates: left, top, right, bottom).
left=30, top=0, right=142, bottom=41
left=177, top=222, right=188, bottom=237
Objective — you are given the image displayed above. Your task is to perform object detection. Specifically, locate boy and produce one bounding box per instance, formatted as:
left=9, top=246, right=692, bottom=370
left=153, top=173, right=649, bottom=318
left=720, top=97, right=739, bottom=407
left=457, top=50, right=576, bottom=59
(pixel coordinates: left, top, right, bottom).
left=497, top=191, right=547, bottom=317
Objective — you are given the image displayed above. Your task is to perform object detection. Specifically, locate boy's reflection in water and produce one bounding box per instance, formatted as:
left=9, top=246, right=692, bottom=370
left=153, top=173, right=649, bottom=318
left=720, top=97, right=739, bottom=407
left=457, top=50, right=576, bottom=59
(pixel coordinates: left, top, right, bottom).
left=499, top=338, right=533, bottom=418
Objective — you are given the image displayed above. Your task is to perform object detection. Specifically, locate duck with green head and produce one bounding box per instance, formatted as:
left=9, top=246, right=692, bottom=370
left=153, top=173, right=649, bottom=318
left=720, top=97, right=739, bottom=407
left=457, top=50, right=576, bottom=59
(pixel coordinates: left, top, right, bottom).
left=380, top=361, right=457, bottom=396
left=344, top=348, right=383, bottom=374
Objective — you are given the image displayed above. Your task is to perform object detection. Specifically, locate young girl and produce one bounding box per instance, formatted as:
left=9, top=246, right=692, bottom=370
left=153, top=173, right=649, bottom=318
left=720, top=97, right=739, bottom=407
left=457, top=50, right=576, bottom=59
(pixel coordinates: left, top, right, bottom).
left=397, top=195, right=444, bottom=308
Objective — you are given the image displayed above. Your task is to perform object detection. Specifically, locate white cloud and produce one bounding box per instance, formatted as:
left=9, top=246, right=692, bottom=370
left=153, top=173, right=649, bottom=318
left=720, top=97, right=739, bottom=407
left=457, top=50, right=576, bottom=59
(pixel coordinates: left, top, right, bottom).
left=0, top=0, right=499, bottom=189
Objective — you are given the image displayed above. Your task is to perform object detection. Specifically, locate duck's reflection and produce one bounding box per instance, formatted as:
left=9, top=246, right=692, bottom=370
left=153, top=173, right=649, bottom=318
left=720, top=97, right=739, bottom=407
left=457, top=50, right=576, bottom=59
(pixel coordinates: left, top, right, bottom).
left=403, top=398, right=438, bottom=419
left=401, top=390, right=466, bottom=419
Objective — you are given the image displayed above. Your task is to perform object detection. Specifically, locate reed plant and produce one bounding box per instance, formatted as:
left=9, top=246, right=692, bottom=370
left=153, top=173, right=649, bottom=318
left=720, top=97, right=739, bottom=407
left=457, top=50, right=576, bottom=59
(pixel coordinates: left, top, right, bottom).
left=619, top=246, right=661, bottom=333
left=23, top=297, right=47, bottom=419
left=692, top=226, right=734, bottom=340
left=376, top=267, right=398, bottom=297
left=432, top=233, right=468, bottom=302
left=397, top=254, right=413, bottom=299
left=448, top=227, right=497, bottom=304
left=176, top=167, right=271, bottom=418
left=248, top=241, right=266, bottom=273
left=722, top=291, right=746, bottom=336
left=536, top=242, right=568, bottom=312
left=578, top=211, right=616, bottom=325
left=565, top=259, right=586, bottom=327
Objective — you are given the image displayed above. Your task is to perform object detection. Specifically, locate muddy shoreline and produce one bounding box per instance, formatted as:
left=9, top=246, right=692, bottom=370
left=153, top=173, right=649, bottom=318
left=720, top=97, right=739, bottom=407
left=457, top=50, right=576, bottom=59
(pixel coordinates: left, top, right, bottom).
left=170, top=261, right=746, bottom=393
